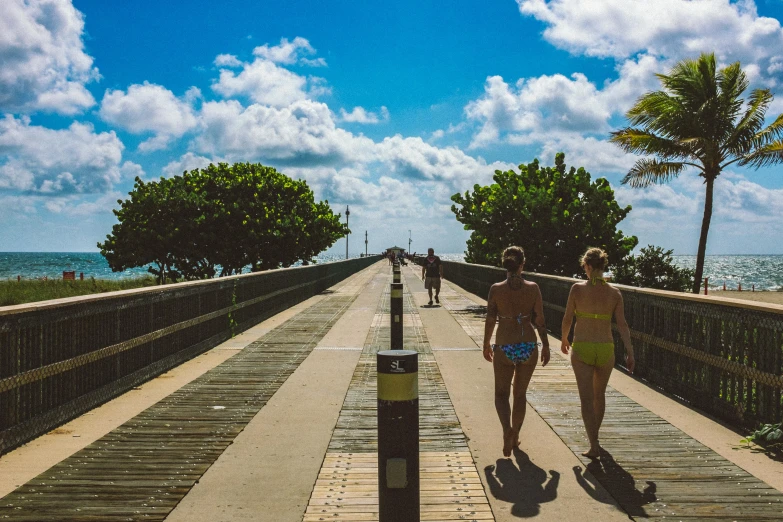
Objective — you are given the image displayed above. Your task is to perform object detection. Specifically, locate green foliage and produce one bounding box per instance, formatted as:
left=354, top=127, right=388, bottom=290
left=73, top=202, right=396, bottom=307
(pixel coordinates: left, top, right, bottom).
left=99, top=163, right=347, bottom=282
left=451, top=152, right=638, bottom=276
left=611, top=245, right=695, bottom=292
left=0, top=277, right=157, bottom=306
left=740, top=422, right=783, bottom=452
left=611, top=52, right=783, bottom=293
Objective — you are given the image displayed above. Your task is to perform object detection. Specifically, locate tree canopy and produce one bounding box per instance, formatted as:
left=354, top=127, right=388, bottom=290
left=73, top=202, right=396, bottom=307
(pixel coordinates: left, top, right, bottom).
left=99, top=162, right=348, bottom=283
left=451, top=153, right=638, bottom=277
left=610, top=52, right=783, bottom=293
left=612, top=245, right=695, bottom=292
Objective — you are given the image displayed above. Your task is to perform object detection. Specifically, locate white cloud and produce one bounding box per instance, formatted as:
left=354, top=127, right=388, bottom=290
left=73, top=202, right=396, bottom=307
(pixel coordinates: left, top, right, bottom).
left=194, top=99, right=375, bottom=165
left=43, top=191, right=122, bottom=216
left=252, top=37, right=326, bottom=66
left=211, top=37, right=328, bottom=106
left=517, top=0, right=783, bottom=86
left=375, top=135, right=513, bottom=193
left=214, top=54, right=242, bottom=67
left=162, top=152, right=225, bottom=178
left=99, top=82, right=199, bottom=152
left=0, top=0, right=99, bottom=114
left=0, top=115, right=125, bottom=194
left=340, top=106, right=390, bottom=124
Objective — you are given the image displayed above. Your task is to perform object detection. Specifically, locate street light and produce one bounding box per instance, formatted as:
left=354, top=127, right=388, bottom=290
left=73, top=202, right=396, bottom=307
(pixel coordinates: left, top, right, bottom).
left=408, top=230, right=412, bottom=255
left=365, top=230, right=368, bottom=257
left=345, top=205, right=350, bottom=259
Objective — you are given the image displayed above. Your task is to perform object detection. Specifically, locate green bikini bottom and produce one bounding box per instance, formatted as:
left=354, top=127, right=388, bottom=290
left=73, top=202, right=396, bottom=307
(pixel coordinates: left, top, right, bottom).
left=572, top=342, right=615, bottom=366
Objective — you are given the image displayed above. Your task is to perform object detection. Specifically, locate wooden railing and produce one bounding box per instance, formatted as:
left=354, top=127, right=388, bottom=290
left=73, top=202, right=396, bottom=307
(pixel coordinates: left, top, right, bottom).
left=0, top=256, right=381, bottom=455
left=430, top=259, right=783, bottom=429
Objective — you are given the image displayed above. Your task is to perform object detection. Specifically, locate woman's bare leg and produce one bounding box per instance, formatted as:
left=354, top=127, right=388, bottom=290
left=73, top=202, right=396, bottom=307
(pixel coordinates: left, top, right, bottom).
left=571, top=352, right=601, bottom=457
left=592, top=355, right=614, bottom=435
left=510, top=350, right=538, bottom=446
left=493, top=351, right=516, bottom=456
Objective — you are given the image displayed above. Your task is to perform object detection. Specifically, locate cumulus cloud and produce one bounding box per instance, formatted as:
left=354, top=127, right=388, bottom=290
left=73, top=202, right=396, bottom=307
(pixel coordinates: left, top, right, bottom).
left=43, top=191, right=123, bottom=215
left=0, top=0, right=99, bottom=114
left=194, top=99, right=375, bottom=166
left=211, top=37, right=328, bottom=106
left=517, top=0, right=783, bottom=85
left=162, top=152, right=225, bottom=178
left=99, top=83, right=199, bottom=152
left=375, top=135, right=512, bottom=190
left=0, top=115, right=125, bottom=194
left=252, top=36, right=327, bottom=67
left=340, top=106, right=390, bottom=124
left=465, top=53, right=665, bottom=151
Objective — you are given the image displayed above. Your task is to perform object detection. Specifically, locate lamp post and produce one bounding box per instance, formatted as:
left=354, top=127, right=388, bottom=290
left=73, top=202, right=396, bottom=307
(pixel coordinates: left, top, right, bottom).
left=345, top=205, right=350, bottom=260
left=408, top=230, right=411, bottom=256
left=365, top=230, right=368, bottom=257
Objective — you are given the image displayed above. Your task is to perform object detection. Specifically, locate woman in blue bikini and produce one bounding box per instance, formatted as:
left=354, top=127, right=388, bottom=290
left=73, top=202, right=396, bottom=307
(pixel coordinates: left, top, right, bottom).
left=483, top=246, right=550, bottom=457
left=561, top=247, right=634, bottom=458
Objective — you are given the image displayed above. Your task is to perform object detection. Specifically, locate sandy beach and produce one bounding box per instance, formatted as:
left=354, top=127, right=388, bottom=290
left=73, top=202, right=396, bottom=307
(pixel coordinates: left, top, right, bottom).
left=708, top=289, right=783, bottom=305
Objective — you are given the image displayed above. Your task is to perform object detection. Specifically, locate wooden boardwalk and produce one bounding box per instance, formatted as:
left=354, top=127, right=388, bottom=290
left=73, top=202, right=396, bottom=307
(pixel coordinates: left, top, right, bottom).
left=0, top=289, right=361, bottom=521
left=304, top=272, right=492, bottom=521
left=437, top=275, right=783, bottom=521
left=1, top=262, right=782, bottom=521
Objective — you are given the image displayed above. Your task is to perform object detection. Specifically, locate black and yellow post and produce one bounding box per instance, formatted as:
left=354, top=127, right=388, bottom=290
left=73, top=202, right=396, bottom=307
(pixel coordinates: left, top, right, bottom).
left=392, top=263, right=401, bottom=284
left=377, top=349, right=419, bottom=521
left=390, top=283, right=403, bottom=350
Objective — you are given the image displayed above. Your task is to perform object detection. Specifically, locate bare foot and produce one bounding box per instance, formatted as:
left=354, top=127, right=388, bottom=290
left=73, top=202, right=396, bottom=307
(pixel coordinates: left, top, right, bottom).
left=582, top=447, right=601, bottom=459
left=512, top=426, right=522, bottom=448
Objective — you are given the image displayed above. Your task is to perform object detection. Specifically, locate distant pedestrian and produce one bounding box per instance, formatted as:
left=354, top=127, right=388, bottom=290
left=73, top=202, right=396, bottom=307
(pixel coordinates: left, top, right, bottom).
left=420, top=247, right=442, bottom=305
left=560, top=247, right=634, bottom=458
left=482, top=246, right=549, bottom=457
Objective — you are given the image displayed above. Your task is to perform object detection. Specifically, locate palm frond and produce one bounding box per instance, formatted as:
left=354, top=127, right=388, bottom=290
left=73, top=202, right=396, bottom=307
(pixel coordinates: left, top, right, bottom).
left=738, top=140, right=783, bottom=168
left=724, top=89, right=773, bottom=156
left=621, top=159, right=687, bottom=188
left=609, top=128, right=691, bottom=158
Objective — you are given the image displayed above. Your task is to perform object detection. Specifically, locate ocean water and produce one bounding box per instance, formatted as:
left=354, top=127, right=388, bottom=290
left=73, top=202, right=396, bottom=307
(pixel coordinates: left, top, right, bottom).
left=437, top=253, right=783, bottom=291
left=3, top=252, right=781, bottom=291
left=0, top=252, right=366, bottom=281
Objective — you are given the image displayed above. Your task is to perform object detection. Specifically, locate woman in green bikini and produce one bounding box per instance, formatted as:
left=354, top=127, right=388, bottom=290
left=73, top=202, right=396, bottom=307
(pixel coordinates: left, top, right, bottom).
left=561, top=247, right=634, bottom=458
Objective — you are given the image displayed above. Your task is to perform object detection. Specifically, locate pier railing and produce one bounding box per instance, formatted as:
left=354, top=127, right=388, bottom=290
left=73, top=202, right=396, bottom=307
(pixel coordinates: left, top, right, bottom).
left=429, top=259, right=783, bottom=429
left=0, top=256, right=381, bottom=455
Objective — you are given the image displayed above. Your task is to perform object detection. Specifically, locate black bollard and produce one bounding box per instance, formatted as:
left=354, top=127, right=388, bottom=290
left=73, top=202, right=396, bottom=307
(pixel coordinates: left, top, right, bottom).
left=377, top=350, right=419, bottom=522
left=390, top=282, right=403, bottom=350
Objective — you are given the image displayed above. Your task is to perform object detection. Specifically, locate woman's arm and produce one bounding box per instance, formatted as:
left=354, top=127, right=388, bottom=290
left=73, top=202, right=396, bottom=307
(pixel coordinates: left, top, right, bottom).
left=483, top=286, right=497, bottom=362
left=560, top=285, right=576, bottom=354
left=614, top=292, right=635, bottom=373
left=533, top=285, right=550, bottom=366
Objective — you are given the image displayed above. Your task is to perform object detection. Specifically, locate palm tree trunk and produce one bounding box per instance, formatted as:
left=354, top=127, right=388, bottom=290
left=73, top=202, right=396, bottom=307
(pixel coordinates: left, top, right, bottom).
left=692, top=177, right=715, bottom=294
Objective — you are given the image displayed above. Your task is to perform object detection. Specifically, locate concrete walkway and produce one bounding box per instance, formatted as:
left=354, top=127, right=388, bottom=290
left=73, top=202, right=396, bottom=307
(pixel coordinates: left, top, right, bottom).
left=0, top=260, right=781, bottom=521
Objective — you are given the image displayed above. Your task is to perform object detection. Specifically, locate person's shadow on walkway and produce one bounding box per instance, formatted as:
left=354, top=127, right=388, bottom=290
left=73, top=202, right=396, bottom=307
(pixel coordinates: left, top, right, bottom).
left=484, top=448, right=560, bottom=517
left=573, top=450, right=657, bottom=518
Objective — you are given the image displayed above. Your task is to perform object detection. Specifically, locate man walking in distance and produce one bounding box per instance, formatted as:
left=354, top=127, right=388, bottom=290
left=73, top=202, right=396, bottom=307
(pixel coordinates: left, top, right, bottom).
left=421, top=247, right=443, bottom=306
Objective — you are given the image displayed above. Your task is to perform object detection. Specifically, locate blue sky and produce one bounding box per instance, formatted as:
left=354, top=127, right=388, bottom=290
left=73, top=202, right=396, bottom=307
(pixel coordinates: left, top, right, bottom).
left=2, top=0, right=783, bottom=257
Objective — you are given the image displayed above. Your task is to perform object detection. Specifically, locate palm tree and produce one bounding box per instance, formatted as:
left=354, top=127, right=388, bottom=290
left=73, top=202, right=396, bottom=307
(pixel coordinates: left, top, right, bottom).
left=610, top=53, right=783, bottom=293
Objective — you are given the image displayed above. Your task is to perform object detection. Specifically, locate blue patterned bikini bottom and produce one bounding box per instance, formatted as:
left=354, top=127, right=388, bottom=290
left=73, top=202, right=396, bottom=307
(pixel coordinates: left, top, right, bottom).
left=492, top=341, right=539, bottom=364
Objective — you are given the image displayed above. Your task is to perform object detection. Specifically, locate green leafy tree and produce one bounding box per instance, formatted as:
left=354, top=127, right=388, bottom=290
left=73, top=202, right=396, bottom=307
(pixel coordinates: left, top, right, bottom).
left=99, top=163, right=347, bottom=281
left=99, top=176, right=183, bottom=284
left=612, top=245, right=695, bottom=292
left=610, top=53, right=783, bottom=293
left=451, top=153, right=638, bottom=276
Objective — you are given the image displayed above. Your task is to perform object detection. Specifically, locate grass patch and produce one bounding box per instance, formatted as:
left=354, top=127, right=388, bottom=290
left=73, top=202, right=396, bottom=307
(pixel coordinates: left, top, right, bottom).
left=0, top=277, right=159, bottom=306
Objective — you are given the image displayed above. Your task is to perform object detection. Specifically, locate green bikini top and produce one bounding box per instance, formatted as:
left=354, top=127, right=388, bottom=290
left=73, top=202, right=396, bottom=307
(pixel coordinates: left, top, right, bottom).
left=574, top=310, right=612, bottom=321
left=575, top=276, right=612, bottom=320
